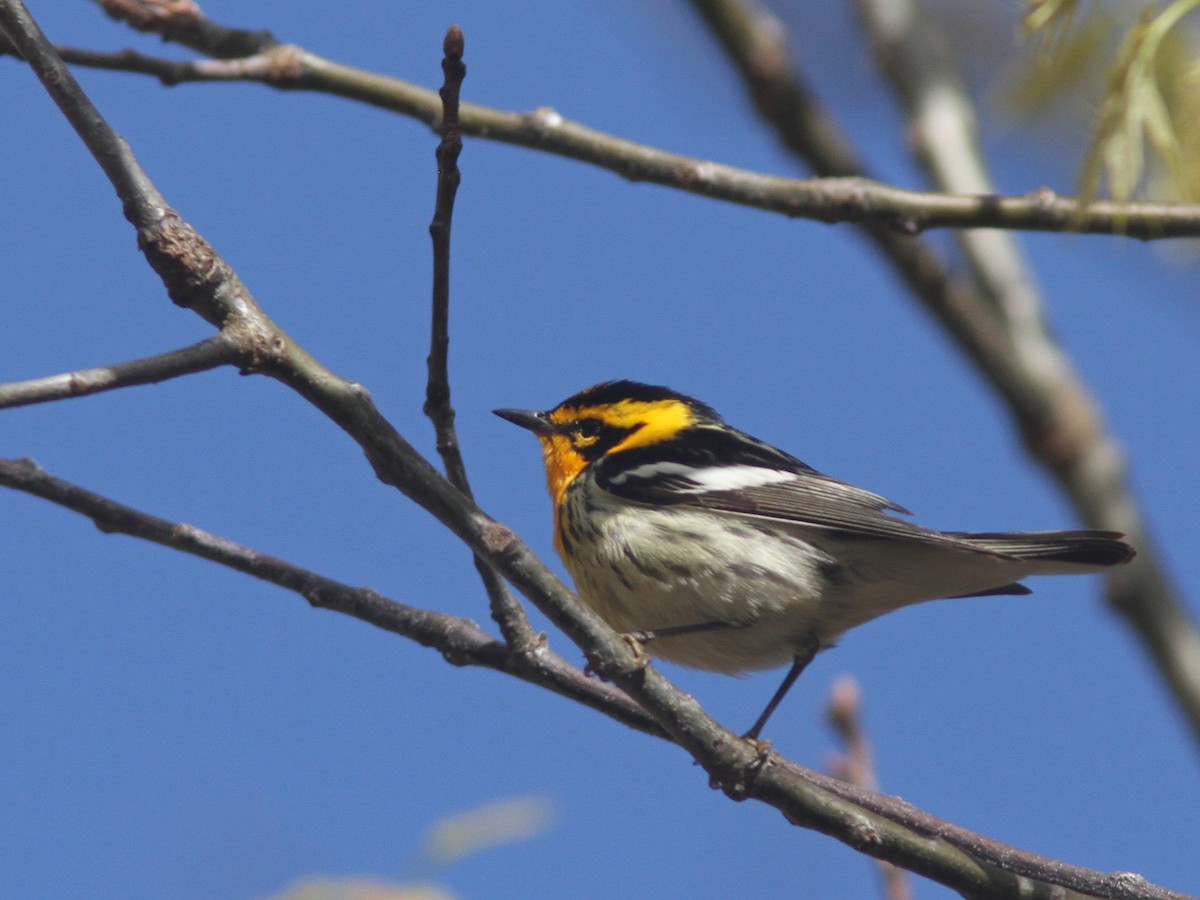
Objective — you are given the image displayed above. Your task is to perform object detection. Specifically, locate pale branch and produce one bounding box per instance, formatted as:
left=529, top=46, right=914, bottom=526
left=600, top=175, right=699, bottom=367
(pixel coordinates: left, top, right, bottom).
left=855, top=0, right=1043, bottom=318
left=686, top=0, right=1200, bottom=748
left=827, top=678, right=912, bottom=900
left=0, top=333, right=238, bottom=410
left=0, top=456, right=660, bottom=736
left=1, top=3, right=1193, bottom=895
left=3, top=37, right=1200, bottom=238
left=0, top=455, right=1189, bottom=900
left=854, top=0, right=1200, bottom=752
left=420, top=24, right=539, bottom=653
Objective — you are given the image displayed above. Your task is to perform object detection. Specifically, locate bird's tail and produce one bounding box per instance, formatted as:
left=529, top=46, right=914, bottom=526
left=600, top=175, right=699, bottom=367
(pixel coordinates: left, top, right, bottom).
left=950, top=530, right=1135, bottom=574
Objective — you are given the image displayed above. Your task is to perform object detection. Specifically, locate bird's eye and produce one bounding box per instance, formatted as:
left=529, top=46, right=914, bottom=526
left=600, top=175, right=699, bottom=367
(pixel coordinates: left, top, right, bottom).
left=575, top=419, right=602, bottom=440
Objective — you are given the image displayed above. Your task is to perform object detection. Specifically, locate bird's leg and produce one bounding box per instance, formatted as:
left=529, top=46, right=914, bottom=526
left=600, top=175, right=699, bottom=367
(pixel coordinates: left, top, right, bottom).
left=742, top=635, right=820, bottom=741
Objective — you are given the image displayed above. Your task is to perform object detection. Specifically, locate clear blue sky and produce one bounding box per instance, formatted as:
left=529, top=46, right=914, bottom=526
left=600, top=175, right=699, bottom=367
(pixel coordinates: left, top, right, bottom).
left=2, top=3, right=1198, bottom=898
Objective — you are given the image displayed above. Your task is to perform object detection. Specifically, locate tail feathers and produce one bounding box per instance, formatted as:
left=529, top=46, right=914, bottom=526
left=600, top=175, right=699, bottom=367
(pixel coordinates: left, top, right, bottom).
left=950, top=530, right=1136, bottom=571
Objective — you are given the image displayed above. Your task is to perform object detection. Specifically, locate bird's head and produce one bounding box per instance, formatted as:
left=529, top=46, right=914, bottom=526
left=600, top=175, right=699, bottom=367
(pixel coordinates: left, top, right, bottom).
left=494, top=380, right=719, bottom=503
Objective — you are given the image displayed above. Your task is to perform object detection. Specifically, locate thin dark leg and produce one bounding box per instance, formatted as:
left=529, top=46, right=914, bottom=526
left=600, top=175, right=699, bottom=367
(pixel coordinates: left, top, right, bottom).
left=743, top=636, right=820, bottom=740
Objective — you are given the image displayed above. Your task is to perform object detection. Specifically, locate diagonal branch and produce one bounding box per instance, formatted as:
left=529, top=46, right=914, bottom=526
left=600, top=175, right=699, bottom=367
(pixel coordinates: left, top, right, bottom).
left=686, top=0, right=1200, bottom=748
left=854, top=0, right=1200, bottom=753
left=1, top=454, right=1191, bottom=900
left=0, top=333, right=238, bottom=409
left=0, top=456, right=659, bottom=735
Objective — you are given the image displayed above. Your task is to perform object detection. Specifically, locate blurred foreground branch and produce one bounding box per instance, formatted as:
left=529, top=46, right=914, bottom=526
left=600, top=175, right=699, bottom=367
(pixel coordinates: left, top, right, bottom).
left=688, top=0, right=1200, bottom=747
left=827, top=678, right=912, bottom=900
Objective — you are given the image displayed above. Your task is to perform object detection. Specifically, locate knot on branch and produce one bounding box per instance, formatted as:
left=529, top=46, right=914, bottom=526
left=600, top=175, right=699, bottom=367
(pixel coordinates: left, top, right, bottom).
left=222, top=316, right=287, bottom=374
left=480, top=521, right=521, bottom=558
left=843, top=813, right=883, bottom=852
left=261, top=44, right=304, bottom=84
left=521, top=106, right=564, bottom=135
left=137, top=211, right=232, bottom=325
left=1106, top=872, right=1151, bottom=897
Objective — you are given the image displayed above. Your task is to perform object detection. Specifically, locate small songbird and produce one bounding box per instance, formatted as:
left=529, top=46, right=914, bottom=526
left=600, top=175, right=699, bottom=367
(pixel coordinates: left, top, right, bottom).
left=495, top=380, right=1135, bottom=738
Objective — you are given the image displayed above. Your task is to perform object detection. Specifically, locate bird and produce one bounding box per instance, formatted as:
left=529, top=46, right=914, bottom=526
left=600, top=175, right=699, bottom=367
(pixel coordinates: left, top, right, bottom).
left=494, top=380, right=1135, bottom=739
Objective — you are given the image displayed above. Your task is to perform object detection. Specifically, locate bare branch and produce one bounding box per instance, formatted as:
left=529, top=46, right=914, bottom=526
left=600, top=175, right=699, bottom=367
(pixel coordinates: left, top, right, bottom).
left=4, top=36, right=1200, bottom=237
left=0, top=455, right=658, bottom=736
left=0, top=333, right=238, bottom=410
left=855, top=0, right=1200, bottom=748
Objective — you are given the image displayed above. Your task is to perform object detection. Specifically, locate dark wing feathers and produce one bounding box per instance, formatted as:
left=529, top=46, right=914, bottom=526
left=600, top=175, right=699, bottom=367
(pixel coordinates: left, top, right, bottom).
left=632, top=471, right=943, bottom=544
left=595, top=429, right=937, bottom=544
left=596, top=430, right=1133, bottom=565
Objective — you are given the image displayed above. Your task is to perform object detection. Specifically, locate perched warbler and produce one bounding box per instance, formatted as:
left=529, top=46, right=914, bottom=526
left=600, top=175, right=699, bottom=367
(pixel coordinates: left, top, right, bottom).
left=495, top=380, right=1135, bottom=738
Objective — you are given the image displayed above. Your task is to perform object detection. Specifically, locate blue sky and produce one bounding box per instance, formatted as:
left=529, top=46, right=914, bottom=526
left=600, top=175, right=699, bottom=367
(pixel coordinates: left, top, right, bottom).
left=2, top=3, right=1198, bottom=898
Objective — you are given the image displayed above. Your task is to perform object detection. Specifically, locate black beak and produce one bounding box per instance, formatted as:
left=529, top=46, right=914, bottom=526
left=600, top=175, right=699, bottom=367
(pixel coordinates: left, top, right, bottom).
left=493, top=407, right=557, bottom=435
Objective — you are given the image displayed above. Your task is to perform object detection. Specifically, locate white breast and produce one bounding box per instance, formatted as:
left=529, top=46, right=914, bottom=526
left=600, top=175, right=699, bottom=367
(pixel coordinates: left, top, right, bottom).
left=563, top=491, right=836, bottom=674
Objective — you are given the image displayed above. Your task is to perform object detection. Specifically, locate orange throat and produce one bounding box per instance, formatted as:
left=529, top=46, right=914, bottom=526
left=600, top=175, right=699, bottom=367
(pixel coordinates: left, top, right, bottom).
left=539, top=434, right=587, bottom=553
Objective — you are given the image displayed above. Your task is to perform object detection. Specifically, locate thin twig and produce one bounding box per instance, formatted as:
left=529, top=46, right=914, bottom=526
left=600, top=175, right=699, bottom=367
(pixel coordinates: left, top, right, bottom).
left=4, top=37, right=1200, bottom=238
left=686, top=0, right=1200, bottom=747
left=424, top=24, right=468, bottom=490
left=420, top=24, right=540, bottom=653
left=0, top=333, right=238, bottom=410
left=827, top=678, right=912, bottom=900
left=854, top=0, right=1200, bottom=748
left=0, top=456, right=659, bottom=735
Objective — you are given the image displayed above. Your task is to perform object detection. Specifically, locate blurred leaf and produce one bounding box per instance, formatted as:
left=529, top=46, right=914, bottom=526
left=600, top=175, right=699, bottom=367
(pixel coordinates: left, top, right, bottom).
left=1148, top=25, right=1200, bottom=199
left=419, top=794, right=555, bottom=869
left=267, top=877, right=454, bottom=900
left=1009, top=11, right=1112, bottom=115
left=1080, top=0, right=1200, bottom=202
left=1023, top=0, right=1087, bottom=43
left=1014, top=1, right=1200, bottom=202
